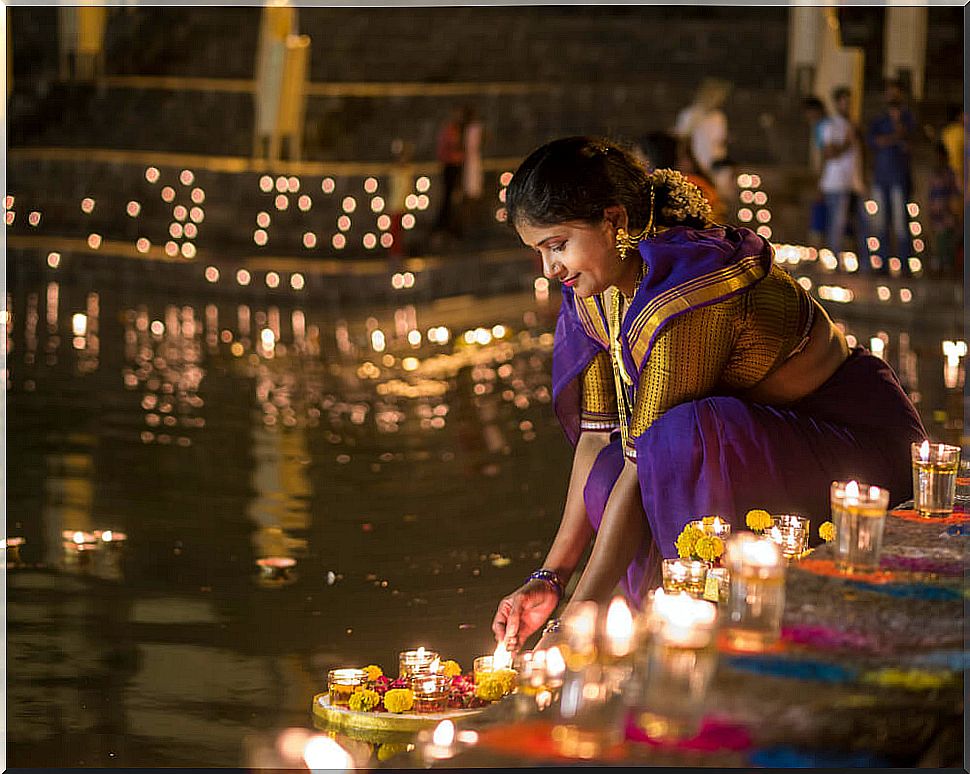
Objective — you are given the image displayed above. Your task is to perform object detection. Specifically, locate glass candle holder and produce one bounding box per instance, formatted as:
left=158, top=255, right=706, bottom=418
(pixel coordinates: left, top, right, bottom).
left=661, top=558, right=709, bottom=598
left=630, top=590, right=718, bottom=742
left=830, top=480, right=890, bottom=572
left=912, top=441, right=961, bottom=517
left=398, top=648, right=439, bottom=680
left=473, top=655, right=494, bottom=684
left=411, top=673, right=450, bottom=714
left=689, top=515, right=732, bottom=539
left=560, top=601, right=599, bottom=671
left=515, top=646, right=566, bottom=714
left=722, top=533, right=785, bottom=652
left=768, top=514, right=811, bottom=560
left=955, top=458, right=970, bottom=505
left=327, top=668, right=367, bottom=707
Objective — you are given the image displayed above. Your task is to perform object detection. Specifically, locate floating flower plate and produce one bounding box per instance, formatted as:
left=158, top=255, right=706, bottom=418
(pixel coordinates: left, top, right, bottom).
left=311, top=693, right=485, bottom=734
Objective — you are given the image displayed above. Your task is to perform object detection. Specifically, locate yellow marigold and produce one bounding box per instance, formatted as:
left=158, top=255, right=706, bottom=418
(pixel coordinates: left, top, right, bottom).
left=348, top=688, right=380, bottom=713
left=362, top=664, right=383, bottom=682
left=694, top=535, right=715, bottom=562
left=819, top=521, right=837, bottom=542
left=675, top=524, right=704, bottom=559
left=383, top=688, right=414, bottom=714
left=438, top=659, right=462, bottom=678
left=709, top=536, right=725, bottom=560
left=475, top=668, right=517, bottom=702
left=377, top=743, right=409, bottom=762
left=745, top=509, right=773, bottom=532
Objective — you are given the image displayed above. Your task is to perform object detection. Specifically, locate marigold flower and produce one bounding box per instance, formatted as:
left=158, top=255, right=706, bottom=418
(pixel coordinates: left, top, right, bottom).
left=675, top=524, right=704, bottom=558
left=348, top=688, right=380, bottom=712
left=362, top=664, right=383, bottom=682
left=694, top=535, right=715, bottom=562
left=382, top=688, right=414, bottom=714
left=745, top=509, right=773, bottom=532
left=474, top=668, right=517, bottom=702
left=377, top=743, right=409, bottom=762
left=819, top=521, right=837, bottom=542
left=438, top=659, right=462, bottom=678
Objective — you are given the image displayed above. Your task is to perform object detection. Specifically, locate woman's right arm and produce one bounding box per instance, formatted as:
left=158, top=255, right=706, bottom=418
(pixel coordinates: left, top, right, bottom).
left=491, top=430, right=611, bottom=648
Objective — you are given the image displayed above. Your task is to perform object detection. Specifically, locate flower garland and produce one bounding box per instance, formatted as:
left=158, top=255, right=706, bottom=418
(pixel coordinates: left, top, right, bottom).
left=650, top=168, right=713, bottom=224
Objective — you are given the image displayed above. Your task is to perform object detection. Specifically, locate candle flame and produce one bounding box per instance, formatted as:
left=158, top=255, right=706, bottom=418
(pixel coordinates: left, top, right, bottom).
left=101, top=530, right=113, bottom=542
left=845, top=480, right=860, bottom=498
left=72, top=531, right=85, bottom=545
left=492, top=640, right=512, bottom=670
left=919, top=439, right=930, bottom=462
left=430, top=657, right=440, bottom=674
left=545, top=646, right=566, bottom=676
left=605, top=596, right=634, bottom=656
left=432, top=720, right=455, bottom=747
left=416, top=646, right=425, bottom=659
left=712, top=516, right=722, bottom=529
left=302, top=735, right=354, bottom=770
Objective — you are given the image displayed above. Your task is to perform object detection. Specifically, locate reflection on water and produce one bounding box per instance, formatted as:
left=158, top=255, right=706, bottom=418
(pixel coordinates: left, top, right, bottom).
left=5, top=276, right=963, bottom=767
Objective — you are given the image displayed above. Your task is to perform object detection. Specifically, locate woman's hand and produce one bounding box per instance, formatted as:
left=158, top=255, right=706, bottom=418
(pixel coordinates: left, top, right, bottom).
left=491, top=579, right=560, bottom=651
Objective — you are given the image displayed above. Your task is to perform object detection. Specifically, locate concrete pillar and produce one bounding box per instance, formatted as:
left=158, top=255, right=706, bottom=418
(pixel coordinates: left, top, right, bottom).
left=815, top=8, right=865, bottom=124
left=57, top=5, right=107, bottom=81
left=884, top=5, right=927, bottom=100
left=274, top=34, right=310, bottom=161
left=787, top=7, right=823, bottom=96
left=253, top=4, right=297, bottom=159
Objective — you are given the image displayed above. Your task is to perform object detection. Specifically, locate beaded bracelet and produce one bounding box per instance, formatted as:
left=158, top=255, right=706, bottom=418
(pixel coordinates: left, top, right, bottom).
left=527, top=568, right=565, bottom=600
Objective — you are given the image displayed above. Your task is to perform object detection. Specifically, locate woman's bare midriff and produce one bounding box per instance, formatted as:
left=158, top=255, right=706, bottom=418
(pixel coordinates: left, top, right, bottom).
left=741, top=300, right=850, bottom=405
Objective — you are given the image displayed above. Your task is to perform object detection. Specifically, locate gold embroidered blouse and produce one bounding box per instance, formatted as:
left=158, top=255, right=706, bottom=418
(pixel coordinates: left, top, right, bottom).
left=579, top=265, right=814, bottom=459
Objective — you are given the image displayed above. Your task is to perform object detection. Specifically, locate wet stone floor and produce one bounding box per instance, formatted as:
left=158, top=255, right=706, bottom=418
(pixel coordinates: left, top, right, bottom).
left=4, top=271, right=964, bottom=767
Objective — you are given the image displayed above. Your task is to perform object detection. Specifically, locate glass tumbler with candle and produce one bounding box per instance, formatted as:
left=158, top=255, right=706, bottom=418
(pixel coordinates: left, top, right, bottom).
left=912, top=441, right=961, bottom=517
left=769, top=514, right=811, bottom=560
left=630, top=590, right=718, bottom=742
left=661, top=559, right=709, bottom=598
left=328, top=668, right=367, bottom=707
left=410, top=673, right=450, bottom=714
left=723, top=533, right=785, bottom=651
left=830, top=480, right=890, bottom=571
left=399, top=648, right=439, bottom=680
left=955, top=458, right=970, bottom=505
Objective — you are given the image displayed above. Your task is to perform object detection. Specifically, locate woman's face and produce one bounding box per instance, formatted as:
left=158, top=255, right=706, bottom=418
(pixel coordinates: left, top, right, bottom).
left=516, top=215, right=624, bottom=298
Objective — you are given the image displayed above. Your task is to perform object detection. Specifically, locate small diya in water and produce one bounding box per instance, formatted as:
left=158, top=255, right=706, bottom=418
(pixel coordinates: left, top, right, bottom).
left=256, top=556, right=297, bottom=586
left=5, top=537, right=26, bottom=567
left=94, top=529, right=127, bottom=548
left=61, top=530, right=99, bottom=565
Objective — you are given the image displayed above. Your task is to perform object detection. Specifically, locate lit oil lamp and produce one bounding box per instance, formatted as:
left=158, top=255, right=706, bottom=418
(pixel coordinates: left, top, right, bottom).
left=256, top=556, right=297, bottom=585
left=5, top=536, right=26, bottom=566
left=94, top=529, right=128, bottom=548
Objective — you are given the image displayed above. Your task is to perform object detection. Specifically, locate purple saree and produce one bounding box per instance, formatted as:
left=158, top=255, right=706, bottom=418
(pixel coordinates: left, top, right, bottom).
left=551, top=226, right=926, bottom=606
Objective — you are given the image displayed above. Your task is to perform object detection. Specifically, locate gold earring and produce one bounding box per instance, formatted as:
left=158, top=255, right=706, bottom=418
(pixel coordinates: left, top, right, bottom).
left=613, top=184, right=657, bottom=261
left=615, top=228, right=631, bottom=260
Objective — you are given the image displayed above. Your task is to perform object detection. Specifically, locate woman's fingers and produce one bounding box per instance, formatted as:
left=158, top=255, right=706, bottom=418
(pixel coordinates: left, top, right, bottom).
left=503, top=594, right=524, bottom=643
left=491, top=595, right=514, bottom=641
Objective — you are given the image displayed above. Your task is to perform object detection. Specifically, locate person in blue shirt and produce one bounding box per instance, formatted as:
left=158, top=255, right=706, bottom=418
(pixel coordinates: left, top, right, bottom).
left=866, top=78, right=916, bottom=273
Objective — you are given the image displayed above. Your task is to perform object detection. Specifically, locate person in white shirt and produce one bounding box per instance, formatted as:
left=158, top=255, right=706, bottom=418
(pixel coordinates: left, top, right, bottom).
left=672, top=78, right=731, bottom=177
left=820, top=86, right=871, bottom=270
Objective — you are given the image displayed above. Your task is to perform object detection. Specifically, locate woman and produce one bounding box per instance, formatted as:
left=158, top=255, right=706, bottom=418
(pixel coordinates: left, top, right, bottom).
left=491, top=137, right=925, bottom=651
